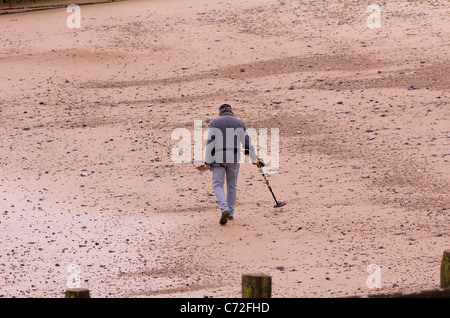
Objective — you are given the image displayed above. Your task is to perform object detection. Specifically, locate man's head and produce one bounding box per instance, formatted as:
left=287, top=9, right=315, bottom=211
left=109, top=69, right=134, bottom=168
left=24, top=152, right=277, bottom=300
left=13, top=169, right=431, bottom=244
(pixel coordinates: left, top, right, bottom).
left=219, top=104, right=233, bottom=115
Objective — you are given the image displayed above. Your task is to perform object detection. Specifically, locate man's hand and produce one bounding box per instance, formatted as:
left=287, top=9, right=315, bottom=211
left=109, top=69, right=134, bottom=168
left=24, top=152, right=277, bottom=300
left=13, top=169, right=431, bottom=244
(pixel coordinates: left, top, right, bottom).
left=205, top=164, right=211, bottom=171
left=254, top=158, right=264, bottom=168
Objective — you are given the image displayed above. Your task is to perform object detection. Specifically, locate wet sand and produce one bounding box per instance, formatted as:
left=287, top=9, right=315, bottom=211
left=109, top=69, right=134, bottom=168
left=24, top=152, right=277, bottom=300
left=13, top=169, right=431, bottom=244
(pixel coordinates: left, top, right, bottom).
left=0, top=0, right=449, bottom=298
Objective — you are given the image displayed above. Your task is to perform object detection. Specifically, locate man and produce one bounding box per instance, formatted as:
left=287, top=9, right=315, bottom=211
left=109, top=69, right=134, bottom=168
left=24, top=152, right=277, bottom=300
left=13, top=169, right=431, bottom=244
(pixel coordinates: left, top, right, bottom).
left=205, top=104, right=258, bottom=225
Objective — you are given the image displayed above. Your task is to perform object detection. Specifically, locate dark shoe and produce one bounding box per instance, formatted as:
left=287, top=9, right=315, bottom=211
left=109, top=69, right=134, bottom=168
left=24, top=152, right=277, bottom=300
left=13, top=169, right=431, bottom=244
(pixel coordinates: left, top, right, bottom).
left=228, top=215, right=233, bottom=220
left=220, top=211, right=230, bottom=225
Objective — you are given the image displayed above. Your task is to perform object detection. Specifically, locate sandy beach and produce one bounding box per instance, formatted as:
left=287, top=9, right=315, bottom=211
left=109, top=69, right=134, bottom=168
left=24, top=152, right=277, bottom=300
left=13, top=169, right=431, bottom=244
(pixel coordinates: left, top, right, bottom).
left=0, top=0, right=449, bottom=298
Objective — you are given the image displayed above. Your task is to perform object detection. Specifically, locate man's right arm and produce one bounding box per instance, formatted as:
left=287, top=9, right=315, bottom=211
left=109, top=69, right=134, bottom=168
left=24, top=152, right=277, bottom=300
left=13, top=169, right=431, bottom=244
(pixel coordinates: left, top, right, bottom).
left=242, top=123, right=258, bottom=164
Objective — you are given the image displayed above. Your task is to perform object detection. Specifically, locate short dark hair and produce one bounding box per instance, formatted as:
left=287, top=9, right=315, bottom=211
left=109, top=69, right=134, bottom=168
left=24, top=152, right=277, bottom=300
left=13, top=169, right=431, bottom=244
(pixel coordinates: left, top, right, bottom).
left=219, top=104, right=232, bottom=114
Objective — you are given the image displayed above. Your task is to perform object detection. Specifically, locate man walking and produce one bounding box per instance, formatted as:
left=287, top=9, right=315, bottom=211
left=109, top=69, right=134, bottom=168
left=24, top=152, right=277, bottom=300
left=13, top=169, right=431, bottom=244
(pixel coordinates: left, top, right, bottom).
left=204, top=104, right=257, bottom=225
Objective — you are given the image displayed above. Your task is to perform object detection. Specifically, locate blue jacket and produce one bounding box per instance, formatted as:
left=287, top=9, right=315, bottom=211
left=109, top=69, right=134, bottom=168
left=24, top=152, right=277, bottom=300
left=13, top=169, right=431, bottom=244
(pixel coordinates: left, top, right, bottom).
left=205, top=113, right=256, bottom=165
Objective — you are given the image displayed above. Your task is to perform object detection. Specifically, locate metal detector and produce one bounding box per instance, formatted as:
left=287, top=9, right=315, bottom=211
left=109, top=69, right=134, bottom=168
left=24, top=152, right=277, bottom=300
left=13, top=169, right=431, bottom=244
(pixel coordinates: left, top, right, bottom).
left=256, top=158, right=286, bottom=208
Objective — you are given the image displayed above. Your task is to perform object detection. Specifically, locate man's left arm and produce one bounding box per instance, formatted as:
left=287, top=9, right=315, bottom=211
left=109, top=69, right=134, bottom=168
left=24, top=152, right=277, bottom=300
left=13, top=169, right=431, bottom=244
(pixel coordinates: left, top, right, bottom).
left=204, top=120, right=216, bottom=170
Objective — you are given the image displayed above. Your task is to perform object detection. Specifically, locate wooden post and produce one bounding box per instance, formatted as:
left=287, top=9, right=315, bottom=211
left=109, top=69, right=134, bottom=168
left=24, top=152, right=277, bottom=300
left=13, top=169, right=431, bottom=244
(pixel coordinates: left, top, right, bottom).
left=441, top=249, right=450, bottom=289
left=242, top=273, right=271, bottom=298
left=65, top=288, right=91, bottom=298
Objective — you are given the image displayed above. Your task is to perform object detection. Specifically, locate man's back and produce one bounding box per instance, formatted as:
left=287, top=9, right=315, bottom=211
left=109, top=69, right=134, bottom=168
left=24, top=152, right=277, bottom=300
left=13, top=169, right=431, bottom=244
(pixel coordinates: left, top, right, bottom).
left=205, top=111, right=253, bottom=165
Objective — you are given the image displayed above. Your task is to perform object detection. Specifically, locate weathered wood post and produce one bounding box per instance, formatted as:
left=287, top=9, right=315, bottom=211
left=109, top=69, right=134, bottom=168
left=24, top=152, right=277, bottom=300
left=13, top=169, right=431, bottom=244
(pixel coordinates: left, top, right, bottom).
left=242, top=273, right=272, bottom=298
left=441, top=249, right=450, bottom=289
left=65, top=288, right=91, bottom=298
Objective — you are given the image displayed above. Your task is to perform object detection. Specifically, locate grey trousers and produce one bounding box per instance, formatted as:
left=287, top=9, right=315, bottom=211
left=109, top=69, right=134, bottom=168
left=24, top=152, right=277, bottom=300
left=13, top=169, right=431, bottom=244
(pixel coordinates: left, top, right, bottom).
left=211, top=163, right=240, bottom=216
